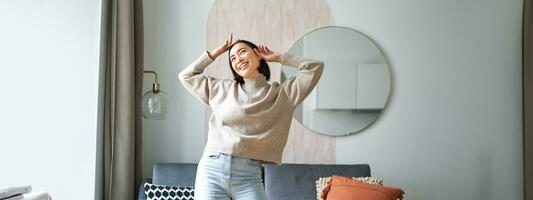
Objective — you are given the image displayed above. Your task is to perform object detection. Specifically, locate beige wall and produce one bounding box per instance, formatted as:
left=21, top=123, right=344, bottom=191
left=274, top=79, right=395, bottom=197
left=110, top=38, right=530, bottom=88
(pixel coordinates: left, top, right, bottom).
left=205, top=0, right=336, bottom=164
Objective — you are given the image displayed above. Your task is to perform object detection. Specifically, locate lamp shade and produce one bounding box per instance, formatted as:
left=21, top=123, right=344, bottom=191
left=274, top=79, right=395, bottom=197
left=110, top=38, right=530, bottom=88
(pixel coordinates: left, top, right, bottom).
left=142, top=89, right=168, bottom=119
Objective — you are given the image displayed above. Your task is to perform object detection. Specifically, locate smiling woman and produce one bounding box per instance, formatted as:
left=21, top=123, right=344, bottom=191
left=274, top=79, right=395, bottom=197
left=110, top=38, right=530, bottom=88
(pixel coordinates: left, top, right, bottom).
left=178, top=32, right=324, bottom=199
left=227, top=39, right=276, bottom=83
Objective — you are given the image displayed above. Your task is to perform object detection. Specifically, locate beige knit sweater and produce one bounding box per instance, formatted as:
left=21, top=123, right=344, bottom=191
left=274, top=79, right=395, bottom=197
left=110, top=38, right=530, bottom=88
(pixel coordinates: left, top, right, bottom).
left=178, top=51, right=324, bottom=164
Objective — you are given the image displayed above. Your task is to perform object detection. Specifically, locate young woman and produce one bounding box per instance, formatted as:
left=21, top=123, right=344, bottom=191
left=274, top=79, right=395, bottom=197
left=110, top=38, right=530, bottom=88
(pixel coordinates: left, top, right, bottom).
left=178, top=33, right=324, bottom=200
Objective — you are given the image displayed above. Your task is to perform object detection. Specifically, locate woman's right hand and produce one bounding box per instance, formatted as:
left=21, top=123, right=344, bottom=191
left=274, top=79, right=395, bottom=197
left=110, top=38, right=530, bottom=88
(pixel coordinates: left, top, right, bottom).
left=208, top=33, right=234, bottom=60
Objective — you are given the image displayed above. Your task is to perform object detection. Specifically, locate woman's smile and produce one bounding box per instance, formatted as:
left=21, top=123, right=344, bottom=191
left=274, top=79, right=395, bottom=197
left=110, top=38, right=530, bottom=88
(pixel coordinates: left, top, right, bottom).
left=238, top=62, right=249, bottom=71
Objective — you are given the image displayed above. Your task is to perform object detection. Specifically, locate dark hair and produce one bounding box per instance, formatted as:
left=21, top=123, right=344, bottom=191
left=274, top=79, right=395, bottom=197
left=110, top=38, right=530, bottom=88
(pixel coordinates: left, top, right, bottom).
left=227, top=40, right=270, bottom=84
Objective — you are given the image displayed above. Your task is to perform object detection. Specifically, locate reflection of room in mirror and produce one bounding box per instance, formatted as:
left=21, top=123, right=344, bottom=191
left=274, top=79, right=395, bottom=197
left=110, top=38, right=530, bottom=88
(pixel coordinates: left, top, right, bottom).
left=281, top=26, right=391, bottom=136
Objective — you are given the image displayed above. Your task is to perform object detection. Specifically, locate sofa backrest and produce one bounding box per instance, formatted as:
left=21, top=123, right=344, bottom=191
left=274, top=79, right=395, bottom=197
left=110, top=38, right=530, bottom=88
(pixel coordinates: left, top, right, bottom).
left=147, top=163, right=371, bottom=200
left=264, top=164, right=371, bottom=200
left=152, top=163, right=198, bottom=186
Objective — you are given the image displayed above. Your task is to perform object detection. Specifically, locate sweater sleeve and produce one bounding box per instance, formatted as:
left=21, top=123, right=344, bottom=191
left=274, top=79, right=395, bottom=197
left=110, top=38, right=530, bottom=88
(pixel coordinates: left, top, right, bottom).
left=281, top=52, right=324, bottom=107
left=178, top=50, right=217, bottom=106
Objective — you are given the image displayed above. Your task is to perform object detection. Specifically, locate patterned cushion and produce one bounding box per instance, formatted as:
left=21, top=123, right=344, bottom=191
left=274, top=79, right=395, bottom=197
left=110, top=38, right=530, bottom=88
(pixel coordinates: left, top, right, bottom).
left=143, top=182, right=194, bottom=200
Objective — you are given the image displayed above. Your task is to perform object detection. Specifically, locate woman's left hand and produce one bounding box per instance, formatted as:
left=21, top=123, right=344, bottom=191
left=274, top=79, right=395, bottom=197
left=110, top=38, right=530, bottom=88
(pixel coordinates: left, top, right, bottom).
left=254, top=45, right=283, bottom=63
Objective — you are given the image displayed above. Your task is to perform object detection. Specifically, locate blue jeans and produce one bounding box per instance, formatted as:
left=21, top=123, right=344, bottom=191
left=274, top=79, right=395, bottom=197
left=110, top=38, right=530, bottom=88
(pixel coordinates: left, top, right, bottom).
left=194, top=151, right=267, bottom=200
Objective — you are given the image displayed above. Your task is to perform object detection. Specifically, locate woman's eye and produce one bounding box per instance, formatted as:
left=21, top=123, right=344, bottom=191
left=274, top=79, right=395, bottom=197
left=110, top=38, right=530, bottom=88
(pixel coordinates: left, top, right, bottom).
left=240, top=50, right=245, bottom=54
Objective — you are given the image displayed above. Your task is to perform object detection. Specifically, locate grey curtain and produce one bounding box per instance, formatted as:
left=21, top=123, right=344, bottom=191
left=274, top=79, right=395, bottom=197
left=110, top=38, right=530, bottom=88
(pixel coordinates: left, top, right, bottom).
left=524, top=0, right=532, bottom=199
left=99, top=0, right=144, bottom=199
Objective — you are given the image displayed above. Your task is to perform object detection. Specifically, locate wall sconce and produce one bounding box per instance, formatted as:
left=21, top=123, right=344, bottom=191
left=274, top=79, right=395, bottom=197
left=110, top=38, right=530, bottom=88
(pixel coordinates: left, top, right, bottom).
left=142, top=70, right=168, bottom=119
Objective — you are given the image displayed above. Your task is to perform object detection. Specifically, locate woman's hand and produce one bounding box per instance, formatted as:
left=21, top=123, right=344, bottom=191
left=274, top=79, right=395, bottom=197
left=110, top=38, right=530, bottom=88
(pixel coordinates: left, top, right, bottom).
left=254, top=45, right=283, bottom=63
left=209, top=33, right=234, bottom=60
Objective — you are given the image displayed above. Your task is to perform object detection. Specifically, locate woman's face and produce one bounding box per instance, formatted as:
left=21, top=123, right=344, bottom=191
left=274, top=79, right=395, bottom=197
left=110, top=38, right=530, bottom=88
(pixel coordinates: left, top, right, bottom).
left=229, top=43, right=262, bottom=78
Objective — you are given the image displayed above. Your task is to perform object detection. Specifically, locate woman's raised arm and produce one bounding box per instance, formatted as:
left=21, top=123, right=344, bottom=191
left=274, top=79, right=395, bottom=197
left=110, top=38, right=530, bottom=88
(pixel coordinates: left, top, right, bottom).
left=280, top=53, right=324, bottom=107
left=178, top=33, right=234, bottom=106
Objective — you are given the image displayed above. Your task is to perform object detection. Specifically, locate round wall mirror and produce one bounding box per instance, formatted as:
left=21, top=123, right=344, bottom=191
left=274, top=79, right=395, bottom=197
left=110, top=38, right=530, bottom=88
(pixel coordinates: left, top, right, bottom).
left=281, top=26, right=391, bottom=136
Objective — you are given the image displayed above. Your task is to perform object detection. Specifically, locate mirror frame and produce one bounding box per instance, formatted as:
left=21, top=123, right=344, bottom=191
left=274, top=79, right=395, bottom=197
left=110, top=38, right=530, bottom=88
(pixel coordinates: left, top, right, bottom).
left=282, top=25, right=393, bottom=136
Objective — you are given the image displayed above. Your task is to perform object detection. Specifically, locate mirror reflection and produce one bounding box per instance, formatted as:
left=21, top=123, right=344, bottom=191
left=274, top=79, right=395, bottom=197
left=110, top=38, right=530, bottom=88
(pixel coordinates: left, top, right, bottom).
left=281, top=26, right=391, bottom=136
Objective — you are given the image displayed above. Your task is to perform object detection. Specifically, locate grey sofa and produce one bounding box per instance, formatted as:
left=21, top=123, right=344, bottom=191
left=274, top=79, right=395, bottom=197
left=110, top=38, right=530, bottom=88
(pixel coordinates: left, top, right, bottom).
left=138, top=162, right=370, bottom=200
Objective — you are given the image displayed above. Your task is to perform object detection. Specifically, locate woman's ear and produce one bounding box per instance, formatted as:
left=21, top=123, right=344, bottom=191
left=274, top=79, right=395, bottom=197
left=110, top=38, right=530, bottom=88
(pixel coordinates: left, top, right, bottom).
left=253, top=48, right=262, bottom=60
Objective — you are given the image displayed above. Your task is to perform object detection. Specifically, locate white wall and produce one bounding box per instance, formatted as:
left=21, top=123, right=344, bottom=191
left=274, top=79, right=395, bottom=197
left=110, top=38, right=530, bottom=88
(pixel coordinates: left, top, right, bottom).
left=142, top=0, right=524, bottom=199
left=331, top=0, right=523, bottom=199
left=142, top=0, right=212, bottom=178
left=0, top=1, right=102, bottom=200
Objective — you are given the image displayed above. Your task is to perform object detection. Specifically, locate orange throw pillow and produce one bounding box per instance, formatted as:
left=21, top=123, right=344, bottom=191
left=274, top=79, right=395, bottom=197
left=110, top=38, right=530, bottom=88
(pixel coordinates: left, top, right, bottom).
left=322, top=175, right=405, bottom=200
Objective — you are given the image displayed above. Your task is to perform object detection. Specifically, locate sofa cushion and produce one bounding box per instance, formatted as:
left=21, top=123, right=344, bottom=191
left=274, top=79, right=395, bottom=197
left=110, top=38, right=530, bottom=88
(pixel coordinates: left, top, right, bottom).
left=316, top=176, right=384, bottom=200
left=138, top=178, right=152, bottom=200
left=322, top=175, right=404, bottom=200
left=264, top=164, right=371, bottom=200
left=143, top=182, right=194, bottom=200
